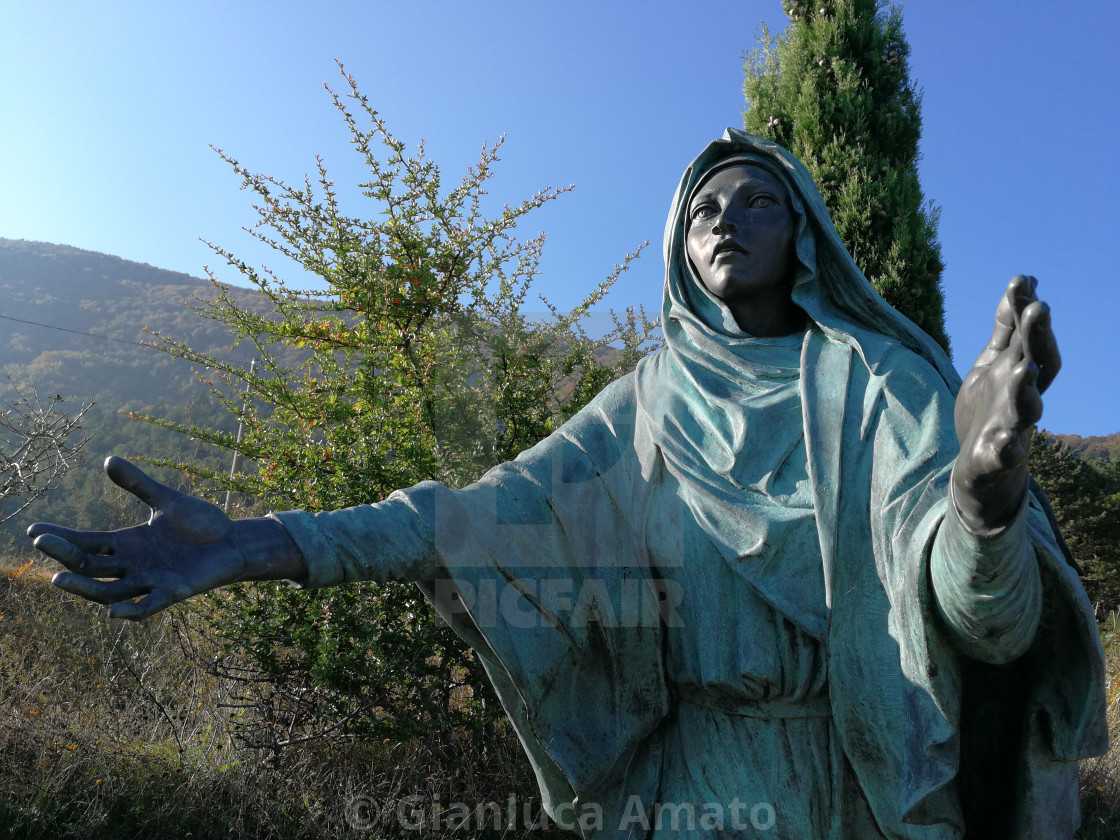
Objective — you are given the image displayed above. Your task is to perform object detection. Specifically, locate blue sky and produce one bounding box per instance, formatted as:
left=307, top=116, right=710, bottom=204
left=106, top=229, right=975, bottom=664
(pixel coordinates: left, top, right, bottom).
left=2, top=0, right=1118, bottom=435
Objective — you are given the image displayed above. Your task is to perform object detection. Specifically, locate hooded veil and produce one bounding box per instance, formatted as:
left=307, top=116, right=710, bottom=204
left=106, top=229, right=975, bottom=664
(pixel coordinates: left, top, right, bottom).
left=636, top=128, right=959, bottom=550
left=654, top=128, right=956, bottom=373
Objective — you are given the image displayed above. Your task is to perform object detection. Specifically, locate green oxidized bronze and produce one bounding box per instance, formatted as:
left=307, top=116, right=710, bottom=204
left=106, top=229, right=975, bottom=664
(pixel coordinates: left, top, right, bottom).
left=32, top=130, right=1107, bottom=838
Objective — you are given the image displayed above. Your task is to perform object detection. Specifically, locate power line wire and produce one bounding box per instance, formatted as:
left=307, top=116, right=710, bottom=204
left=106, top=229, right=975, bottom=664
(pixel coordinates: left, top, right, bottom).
left=0, top=313, right=144, bottom=346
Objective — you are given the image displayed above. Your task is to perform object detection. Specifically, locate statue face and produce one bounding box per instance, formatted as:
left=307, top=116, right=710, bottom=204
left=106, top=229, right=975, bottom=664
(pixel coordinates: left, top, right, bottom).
left=685, top=164, right=796, bottom=314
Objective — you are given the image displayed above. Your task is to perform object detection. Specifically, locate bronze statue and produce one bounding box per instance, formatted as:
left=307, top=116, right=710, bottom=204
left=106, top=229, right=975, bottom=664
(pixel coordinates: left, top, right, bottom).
left=31, top=130, right=1106, bottom=838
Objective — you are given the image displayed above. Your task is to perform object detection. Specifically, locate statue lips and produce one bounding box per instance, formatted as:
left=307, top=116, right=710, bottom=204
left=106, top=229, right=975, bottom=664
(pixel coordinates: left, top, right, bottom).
left=711, top=240, right=749, bottom=263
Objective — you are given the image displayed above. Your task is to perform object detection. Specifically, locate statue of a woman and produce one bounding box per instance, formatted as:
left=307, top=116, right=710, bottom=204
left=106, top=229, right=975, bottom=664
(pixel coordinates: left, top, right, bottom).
left=31, top=130, right=1106, bottom=838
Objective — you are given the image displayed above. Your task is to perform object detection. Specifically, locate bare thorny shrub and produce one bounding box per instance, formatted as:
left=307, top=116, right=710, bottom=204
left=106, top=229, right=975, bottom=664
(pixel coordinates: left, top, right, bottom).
left=0, top=562, right=257, bottom=837
left=0, top=381, right=92, bottom=526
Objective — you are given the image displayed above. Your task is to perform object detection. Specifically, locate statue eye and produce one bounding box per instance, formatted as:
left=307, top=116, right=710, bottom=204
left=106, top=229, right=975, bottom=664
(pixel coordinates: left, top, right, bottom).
left=749, top=194, right=777, bottom=209
left=690, top=203, right=717, bottom=221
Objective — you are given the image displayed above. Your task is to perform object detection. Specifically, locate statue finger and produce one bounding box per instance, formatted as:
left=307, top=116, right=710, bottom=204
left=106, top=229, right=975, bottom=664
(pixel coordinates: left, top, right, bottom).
left=32, top=534, right=129, bottom=577
left=1009, top=359, right=1044, bottom=428
left=1008, top=274, right=1039, bottom=321
left=980, top=295, right=1015, bottom=361
left=27, top=522, right=119, bottom=556
left=1020, top=301, right=1061, bottom=393
left=104, top=456, right=179, bottom=510
left=109, top=589, right=177, bottom=622
left=976, top=277, right=1032, bottom=366
left=51, top=572, right=150, bottom=606
left=33, top=533, right=95, bottom=570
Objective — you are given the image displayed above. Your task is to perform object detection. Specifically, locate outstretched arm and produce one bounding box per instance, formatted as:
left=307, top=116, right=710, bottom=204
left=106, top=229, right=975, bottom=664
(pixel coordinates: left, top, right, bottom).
left=28, top=456, right=306, bottom=621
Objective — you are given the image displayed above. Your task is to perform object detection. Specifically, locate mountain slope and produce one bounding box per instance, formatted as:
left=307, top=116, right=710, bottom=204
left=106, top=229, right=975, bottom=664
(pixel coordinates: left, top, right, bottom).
left=0, top=238, right=265, bottom=407
left=0, top=239, right=267, bottom=544
left=1050, top=432, right=1120, bottom=464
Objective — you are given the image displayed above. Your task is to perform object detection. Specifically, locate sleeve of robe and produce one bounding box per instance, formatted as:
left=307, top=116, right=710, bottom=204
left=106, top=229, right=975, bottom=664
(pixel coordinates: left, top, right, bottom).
left=929, top=488, right=1041, bottom=665
left=816, top=333, right=1108, bottom=839
left=270, top=372, right=669, bottom=833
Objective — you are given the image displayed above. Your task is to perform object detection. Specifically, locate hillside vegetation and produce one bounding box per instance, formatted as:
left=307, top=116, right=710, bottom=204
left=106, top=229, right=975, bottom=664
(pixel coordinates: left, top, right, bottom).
left=1, top=238, right=259, bottom=405
left=0, top=239, right=297, bottom=544
left=1054, top=432, right=1120, bottom=465
left=0, top=238, right=626, bottom=543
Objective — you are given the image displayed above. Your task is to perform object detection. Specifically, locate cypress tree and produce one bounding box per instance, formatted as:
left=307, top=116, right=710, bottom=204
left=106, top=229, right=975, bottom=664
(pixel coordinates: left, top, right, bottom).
left=743, top=0, right=950, bottom=355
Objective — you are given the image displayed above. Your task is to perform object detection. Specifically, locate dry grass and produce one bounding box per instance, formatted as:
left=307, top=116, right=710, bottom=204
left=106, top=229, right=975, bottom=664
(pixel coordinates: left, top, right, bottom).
left=1076, top=613, right=1120, bottom=839
left=3, top=557, right=1118, bottom=839
left=0, top=559, right=558, bottom=839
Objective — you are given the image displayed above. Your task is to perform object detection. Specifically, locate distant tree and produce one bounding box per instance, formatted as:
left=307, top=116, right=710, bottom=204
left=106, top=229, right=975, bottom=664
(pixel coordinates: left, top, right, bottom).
left=138, top=64, right=656, bottom=756
left=743, top=0, right=950, bottom=355
left=1029, top=434, right=1120, bottom=613
left=0, top=383, right=91, bottom=526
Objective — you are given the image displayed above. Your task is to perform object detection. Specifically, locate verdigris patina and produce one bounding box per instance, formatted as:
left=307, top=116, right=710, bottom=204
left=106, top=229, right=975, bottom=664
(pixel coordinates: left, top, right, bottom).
left=31, top=130, right=1107, bottom=839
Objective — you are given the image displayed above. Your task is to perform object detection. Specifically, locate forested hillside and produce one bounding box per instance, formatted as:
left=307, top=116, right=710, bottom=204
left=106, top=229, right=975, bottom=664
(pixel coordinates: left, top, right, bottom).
left=0, top=238, right=267, bottom=545
left=1053, top=432, right=1120, bottom=464
left=0, top=238, right=267, bottom=404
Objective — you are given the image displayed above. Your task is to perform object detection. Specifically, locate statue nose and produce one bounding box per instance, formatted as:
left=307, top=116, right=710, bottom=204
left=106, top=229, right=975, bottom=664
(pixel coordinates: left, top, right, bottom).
left=712, top=218, right=738, bottom=235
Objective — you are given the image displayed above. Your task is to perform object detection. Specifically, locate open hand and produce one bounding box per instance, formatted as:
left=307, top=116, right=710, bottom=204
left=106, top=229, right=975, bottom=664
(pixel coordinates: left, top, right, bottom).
left=952, top=275, right=1060, bottom=533
left=28, top=456, right=249, bottom=620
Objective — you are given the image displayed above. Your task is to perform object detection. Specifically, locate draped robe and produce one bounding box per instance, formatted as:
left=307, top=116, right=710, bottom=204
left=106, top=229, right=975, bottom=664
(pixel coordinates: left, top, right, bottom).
left=275, top=326, right=1105, bottom=838
left=274, top=129, right=1107, bottom=838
